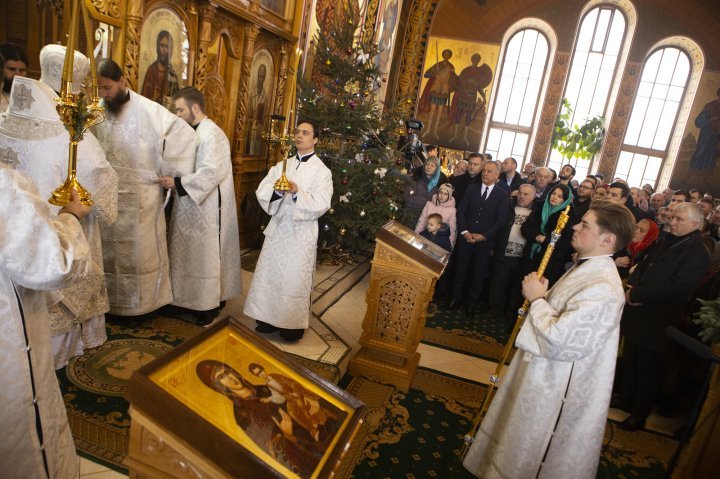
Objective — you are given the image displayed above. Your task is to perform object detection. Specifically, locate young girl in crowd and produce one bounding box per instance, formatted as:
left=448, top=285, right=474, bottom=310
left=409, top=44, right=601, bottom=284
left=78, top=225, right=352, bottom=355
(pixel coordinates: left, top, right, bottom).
left=415, top=183, right=457, bottom=249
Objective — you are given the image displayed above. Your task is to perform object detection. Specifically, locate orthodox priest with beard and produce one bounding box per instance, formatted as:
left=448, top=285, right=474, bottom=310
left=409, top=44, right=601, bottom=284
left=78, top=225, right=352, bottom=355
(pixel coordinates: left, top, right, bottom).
left=243, top=120, right=333, bottom=342
left=463, top=201, right=635, bottom=479
left=93, top=59, right=196, bottom=319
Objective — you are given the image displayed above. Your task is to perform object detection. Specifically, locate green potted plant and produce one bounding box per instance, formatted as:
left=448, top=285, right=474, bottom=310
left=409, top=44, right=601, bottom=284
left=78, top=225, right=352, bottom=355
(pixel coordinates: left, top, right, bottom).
left=551, top=98, right=606, bottom=163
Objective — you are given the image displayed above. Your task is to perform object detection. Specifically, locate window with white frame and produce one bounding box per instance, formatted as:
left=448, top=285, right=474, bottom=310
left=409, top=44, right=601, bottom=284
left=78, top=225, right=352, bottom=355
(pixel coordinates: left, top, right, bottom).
left=547, top=5, right=629, bottom=180
left=484, top=28, right=550, bottom=166
left=614, top=47, right=691, bottom=188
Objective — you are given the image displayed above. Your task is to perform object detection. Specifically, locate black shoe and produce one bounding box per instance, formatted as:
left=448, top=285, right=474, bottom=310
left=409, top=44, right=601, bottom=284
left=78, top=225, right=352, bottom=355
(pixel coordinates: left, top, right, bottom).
left=618, top=415, right=646, bottom=432
left=194, top=311, right=215, bottom=327
left=279, top=328, right=305, bottom=342
left=610, top=394, right=631, bottom=412
left=255, top=321, right=280, bottom=334
left=446, top=299, right=459, bottom=310
left=465, top=305, right=478, bottom=317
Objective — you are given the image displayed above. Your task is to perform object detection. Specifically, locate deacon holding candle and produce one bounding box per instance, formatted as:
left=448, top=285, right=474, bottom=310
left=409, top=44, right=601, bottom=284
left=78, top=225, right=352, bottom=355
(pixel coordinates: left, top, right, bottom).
left=243, top=117, right=333, bottom=342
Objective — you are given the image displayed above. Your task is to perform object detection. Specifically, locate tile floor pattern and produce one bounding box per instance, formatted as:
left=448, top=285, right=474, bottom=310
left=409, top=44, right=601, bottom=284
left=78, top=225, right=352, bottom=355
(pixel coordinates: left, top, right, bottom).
left=78, top=271, right=685, bottom=477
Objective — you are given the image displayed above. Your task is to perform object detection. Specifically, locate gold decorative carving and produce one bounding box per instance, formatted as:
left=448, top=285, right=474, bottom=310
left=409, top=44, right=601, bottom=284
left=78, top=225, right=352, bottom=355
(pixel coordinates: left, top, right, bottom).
left=233, top=24, right=260, bottom=155
left=123, top=0, right=143, bottom=91
left=212, top=15, right=244, bottom=59
left=374, top=279, right=414, bottom=344
left=596, top=61, right=642, bottom=177
left=195, top=3, right=217, bottom=91
left=274, top=44, right=289, bottom=119
left=362, top=0, right=381, bottom=46
left=205, top=72, right=227, bottom=128
left=396, top=0, right=437, bottom=120
left=90, top=0, right=120, bottom=18
left=530, top=52, right=570, bottom=165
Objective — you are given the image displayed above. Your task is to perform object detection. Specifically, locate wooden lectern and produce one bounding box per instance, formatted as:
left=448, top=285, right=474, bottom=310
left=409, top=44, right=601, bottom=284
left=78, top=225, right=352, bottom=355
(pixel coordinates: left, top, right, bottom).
left=349, top=221, right=450, bottom=391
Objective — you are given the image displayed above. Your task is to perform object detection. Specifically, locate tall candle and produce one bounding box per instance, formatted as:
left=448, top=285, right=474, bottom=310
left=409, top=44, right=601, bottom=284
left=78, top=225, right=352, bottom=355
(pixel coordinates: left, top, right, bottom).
left=62, top=0, right=81, bottom=86
left=81, top=0, right=97, bottom=87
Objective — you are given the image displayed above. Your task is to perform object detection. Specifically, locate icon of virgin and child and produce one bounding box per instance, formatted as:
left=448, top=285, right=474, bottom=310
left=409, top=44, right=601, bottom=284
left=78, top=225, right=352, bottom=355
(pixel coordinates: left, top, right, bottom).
left=196, top=359, right=346, bottom=477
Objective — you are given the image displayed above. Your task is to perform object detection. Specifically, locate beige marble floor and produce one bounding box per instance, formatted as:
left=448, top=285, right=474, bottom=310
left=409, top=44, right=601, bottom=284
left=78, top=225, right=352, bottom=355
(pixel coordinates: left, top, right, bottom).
left=79, top=266, right=685, bottom=477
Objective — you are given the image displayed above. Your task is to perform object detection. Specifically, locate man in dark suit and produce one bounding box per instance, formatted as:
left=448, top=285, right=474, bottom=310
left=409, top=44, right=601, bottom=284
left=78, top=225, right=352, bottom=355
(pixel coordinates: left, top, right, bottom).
left=449, top=161, right=509, bottom=315
left=614, top=203, right=710, bottom=431
left=451, top=152, right=483, bottom=203
left=497, top=156, right=522, bottom=195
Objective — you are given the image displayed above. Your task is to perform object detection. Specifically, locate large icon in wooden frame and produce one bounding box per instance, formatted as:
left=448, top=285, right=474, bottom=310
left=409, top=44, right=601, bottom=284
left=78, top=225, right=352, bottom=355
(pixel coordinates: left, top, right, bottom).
left=126, top=317, right=364, bottom=478
left=138, top=7, right=189, bottom=110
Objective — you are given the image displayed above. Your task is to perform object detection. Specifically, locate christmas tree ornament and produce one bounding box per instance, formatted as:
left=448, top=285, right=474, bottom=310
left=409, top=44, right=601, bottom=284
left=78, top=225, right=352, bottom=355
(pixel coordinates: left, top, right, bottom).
left=340, top=228, right=347, bottom=236
left=396, top=158, right=403, bottom=166
left=371, top=190, right=377, bottom=196
left=323, top=223, right=330, bottom=231
left=359, top=209, right=366, bottom=217
left=328, top=208, right=335, bottom=214
left=341, top=178, right=348, bottom=185
left=326, top=59, right=332, bottom=65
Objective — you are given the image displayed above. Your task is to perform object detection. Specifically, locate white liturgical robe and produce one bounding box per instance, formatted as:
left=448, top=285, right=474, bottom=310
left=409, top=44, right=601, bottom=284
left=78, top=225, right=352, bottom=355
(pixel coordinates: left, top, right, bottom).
left=0, top=76, right=118, bottom=368
left=93, top=90, right=196, bottom=316
left=463, top=256, right=625, bottom=479
left=0, top=168, right=90, bottom=479
left=168, top=118, right=242, bottom=310
left=243, top=154, right=332, bottom=329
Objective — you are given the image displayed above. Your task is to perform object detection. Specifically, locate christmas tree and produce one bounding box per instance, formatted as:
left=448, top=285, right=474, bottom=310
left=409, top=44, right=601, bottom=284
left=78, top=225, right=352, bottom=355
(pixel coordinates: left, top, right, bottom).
left=297, top=2, right=412, bottom=251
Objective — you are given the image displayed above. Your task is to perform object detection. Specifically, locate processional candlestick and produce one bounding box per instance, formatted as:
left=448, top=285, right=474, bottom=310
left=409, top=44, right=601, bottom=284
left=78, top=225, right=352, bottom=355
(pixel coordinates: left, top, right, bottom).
left=261, top=48, right=302, bottom=192
left=457, top=205, right=573, bottom=463
left=49, top=0, right=105, bottom=207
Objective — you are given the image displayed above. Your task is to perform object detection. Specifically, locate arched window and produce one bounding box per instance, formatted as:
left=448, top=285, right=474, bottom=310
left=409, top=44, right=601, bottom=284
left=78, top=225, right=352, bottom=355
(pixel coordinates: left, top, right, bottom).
left=547, top=1, right=636, bottom=180
left=614, top=38, right=704, bottom=189
left=484, top=23, right=554, bottom=166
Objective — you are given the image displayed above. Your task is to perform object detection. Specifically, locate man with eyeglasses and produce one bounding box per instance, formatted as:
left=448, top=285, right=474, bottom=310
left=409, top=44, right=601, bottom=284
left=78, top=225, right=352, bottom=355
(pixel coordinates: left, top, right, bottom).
left=244, top=120, right=333, bottom=342
left=573, top=178, right=595, bottom=222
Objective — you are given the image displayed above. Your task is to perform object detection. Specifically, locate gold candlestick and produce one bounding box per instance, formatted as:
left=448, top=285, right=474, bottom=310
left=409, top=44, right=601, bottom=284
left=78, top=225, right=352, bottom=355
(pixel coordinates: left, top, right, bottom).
left=49, top=0, right=104, bottom=207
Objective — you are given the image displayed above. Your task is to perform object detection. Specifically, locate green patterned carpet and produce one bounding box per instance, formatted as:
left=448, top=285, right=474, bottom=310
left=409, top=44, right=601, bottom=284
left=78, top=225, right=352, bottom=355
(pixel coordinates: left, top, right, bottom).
left=422, top=302, right=513, bottom=361
left=337, top=368, right=678, bottom=479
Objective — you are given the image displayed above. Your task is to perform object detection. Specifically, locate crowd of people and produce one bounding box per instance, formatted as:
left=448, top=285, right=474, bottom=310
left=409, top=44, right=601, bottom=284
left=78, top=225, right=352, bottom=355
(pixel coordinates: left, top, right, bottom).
left=403, top=147, right=717, bottom=477
left=405, top=147, right=718, bottom=435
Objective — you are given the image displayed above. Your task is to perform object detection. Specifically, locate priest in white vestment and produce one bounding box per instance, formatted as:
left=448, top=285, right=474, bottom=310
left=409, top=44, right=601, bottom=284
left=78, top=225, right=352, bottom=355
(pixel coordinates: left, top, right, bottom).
left=0, top=45, right=118, bottom=369
left=244, top=120, right=333, bottom=342
left=93, top=59, right=196, bottom=317
left=0, top=166, right=92, bottom=479
left=158, top=87, right=241, bottom=323
left=463, top=201, right=636, bottom=479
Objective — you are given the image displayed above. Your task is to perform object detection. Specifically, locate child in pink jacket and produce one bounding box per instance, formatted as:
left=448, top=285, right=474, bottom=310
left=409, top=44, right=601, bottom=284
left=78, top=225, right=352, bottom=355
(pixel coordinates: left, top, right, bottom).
left=415, top=183, right=457, bottom=249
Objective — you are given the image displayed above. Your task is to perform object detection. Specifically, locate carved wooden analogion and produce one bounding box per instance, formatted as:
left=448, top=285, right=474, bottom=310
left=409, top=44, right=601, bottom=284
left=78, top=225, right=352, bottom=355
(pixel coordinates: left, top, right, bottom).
left=349, top=221, right=449, bottom=391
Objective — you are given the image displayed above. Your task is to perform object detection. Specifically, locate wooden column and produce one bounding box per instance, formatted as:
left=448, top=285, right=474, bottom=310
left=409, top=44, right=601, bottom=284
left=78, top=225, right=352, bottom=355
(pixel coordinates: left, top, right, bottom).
left=123, top=0, right=143, bottom=91
left=232, top=24, right=260, bottom=157
left=195, top=2, right=217, bottom=92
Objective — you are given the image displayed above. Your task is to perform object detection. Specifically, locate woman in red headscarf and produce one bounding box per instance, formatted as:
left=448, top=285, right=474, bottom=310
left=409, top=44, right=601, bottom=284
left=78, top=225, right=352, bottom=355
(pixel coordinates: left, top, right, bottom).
left=627, top=218, right=659, bottom=267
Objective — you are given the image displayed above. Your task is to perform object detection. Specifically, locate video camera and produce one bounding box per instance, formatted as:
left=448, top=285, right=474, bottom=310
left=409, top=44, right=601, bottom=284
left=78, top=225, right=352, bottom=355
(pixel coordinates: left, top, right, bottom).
left=398, top=118, right=427, bottom=169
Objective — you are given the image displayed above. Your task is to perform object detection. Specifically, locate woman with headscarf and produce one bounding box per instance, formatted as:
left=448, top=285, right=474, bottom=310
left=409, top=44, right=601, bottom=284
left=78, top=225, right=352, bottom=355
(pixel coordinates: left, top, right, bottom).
left=404, top=156, right=448, bottom=227
left=613, top=219, right=658, bottom=279
left=414, top=182, right=457, bottom=248
left=520, top=183, right=575, bottom=286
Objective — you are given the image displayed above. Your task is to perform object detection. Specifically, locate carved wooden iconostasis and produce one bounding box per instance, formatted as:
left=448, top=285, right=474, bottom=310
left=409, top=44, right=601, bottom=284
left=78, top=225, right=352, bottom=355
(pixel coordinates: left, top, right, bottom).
left=2, top=0, right=303, bottom=247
